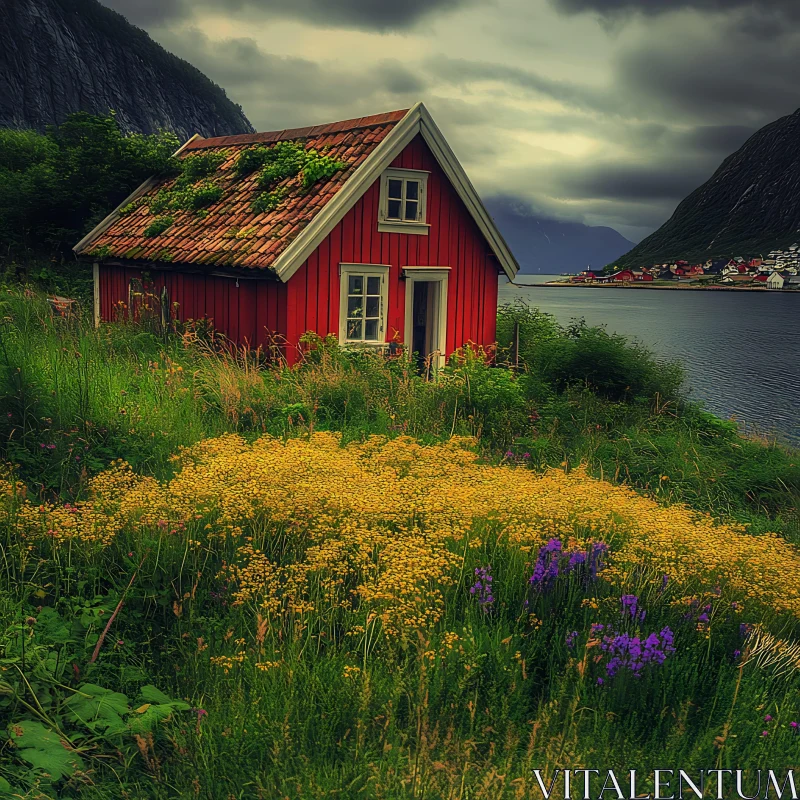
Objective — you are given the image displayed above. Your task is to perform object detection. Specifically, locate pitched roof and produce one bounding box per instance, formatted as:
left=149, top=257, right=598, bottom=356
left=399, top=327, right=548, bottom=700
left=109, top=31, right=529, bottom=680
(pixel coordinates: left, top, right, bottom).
left=75, top=103, right=519, bottom=281
left=74, top=109, right=407, bottom=273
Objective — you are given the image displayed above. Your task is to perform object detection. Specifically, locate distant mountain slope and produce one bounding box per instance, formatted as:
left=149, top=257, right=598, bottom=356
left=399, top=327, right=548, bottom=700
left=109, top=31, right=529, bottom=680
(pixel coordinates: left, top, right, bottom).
left=1, top=0, right=254, bottom=140
left=616, top=107, right=800, bottom=268
left=485, top=196, right=635, bottom=274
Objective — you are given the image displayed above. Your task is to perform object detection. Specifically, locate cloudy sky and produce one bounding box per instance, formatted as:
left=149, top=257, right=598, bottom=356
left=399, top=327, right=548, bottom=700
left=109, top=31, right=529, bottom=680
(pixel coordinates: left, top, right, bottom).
left=101, top=0, right=800, bottom=242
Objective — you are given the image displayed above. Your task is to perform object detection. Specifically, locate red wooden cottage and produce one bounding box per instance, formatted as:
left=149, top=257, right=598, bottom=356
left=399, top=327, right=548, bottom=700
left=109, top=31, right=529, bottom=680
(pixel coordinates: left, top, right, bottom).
left=74, top=103, right=518, bottom=364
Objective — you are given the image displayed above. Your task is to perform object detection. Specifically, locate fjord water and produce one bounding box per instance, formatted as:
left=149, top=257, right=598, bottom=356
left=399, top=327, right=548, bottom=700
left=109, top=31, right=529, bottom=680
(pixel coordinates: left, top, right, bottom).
left=500, top=277, right=800, bottom=444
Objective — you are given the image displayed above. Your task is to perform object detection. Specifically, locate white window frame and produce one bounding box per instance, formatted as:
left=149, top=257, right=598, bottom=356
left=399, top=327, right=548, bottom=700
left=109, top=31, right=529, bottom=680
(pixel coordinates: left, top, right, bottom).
left=403, top=267, right=449, bottom=368
left=378, top=168, right=430, bottom=236
left=338, top=263, right=390, bottom=346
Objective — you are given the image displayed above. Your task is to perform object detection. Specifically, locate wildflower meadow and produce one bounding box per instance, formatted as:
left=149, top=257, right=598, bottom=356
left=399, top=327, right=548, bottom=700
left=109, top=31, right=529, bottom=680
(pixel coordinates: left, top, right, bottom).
left=0, top=290, right=799, bottom=798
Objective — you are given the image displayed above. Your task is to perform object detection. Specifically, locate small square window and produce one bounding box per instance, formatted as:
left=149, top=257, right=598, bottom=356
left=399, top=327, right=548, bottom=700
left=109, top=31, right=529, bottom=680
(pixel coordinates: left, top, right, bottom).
left=380, top=169, right=428, bottom=232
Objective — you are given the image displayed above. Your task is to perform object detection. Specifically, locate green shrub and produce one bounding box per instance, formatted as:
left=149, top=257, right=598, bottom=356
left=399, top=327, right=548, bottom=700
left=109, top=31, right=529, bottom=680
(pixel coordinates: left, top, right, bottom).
left=498, top=301, right=684, bottom=403
left=0, top=113, right=179, bottom=258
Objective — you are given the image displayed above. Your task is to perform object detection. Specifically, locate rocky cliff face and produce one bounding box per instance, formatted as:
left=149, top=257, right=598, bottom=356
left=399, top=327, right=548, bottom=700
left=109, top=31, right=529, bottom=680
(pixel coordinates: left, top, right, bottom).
left=1, top=0, right=254, bottom=140
left=616, top=107, right=800, bottom=267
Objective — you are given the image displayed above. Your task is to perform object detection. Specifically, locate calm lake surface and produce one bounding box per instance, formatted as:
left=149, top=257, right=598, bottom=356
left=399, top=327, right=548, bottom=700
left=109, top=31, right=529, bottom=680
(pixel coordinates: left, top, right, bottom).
left=499, top=276, right=800, bottom=445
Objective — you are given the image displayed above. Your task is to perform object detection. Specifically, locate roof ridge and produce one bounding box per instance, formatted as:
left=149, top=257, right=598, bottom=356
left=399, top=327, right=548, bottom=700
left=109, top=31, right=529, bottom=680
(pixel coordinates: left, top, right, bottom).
left=185, top=108, right=411, bottom=151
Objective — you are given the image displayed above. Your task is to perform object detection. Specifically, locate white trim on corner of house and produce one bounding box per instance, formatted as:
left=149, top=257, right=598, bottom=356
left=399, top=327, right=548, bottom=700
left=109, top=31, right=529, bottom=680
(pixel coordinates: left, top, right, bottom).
left=73, top=133, right=203, bottom=256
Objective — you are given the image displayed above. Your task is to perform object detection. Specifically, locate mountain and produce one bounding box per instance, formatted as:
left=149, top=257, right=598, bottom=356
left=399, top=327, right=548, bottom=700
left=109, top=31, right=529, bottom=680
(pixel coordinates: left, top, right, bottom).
left=485, top=196, right=635, bottom=274
left=615, top=107, right=800, bottom=269
left=1, top=0, right=254, bottom=140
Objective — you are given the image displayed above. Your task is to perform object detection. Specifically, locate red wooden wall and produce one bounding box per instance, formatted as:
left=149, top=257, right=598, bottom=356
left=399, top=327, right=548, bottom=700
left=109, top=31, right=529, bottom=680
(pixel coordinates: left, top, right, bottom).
left=98, top=265, right=286, bottom=349
left=98, top=134, right=502, bottom=362
left=285, top=133, right=501, bottom=358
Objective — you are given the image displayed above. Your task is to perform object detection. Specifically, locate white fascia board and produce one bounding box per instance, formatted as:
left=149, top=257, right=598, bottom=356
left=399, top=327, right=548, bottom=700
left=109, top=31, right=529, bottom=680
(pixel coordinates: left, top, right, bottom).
left=73, top=133, right=203, bottom=256
left=416, top=105, right=519, bottom=281
left=272, top=104, right=424, bottom=282
left=268, top=101, right=520, bottom=283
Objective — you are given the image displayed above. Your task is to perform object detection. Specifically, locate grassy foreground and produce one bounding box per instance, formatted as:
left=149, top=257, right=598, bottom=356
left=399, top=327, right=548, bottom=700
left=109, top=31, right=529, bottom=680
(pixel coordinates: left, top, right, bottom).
left=1, top=289, right=799, bottom=798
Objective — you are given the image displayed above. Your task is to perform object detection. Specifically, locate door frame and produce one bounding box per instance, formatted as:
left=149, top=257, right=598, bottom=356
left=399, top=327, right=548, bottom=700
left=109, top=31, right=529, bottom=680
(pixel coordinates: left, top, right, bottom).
left=403, top=267, right=450, bottom=367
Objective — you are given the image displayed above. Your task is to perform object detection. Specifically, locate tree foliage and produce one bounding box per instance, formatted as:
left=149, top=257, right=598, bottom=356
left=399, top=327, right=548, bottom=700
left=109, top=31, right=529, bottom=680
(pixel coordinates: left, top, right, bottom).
left=0, top=112, right=179, bottom=259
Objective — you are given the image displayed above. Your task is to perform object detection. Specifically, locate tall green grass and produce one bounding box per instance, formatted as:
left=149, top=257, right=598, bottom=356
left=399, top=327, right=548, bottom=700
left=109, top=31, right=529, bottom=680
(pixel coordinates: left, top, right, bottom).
left=3, top=289, right=795, bottom=536
left=1, top=288, right=799, bottom=797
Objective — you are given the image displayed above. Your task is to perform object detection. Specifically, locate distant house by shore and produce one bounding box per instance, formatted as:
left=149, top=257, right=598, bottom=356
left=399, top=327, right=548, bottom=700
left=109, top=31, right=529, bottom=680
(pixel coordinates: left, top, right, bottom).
left=767, top=271, right=789, bottom=289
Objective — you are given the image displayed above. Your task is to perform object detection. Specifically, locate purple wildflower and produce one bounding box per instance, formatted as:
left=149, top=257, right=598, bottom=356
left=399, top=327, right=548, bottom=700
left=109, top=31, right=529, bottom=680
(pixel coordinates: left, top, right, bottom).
left=621, top=594, right=639, bottom=619
left=470, top=566, right=494, bottom=607
left=587, top=542, right=609, bottom=579
left=600, top=626, right=675, bottom=679
left=597, top=677, right=604, bottom=685
left=764, top=715, right=772, bottom=723
left=529, top=539, right=562, bottom=587
left=528, top=539, right=609, bottom=591
left=790, top=722, right=798, bottom=731
left=733, top=649, right=741, bottom=659
left=566, top=631, right=578, bottom=649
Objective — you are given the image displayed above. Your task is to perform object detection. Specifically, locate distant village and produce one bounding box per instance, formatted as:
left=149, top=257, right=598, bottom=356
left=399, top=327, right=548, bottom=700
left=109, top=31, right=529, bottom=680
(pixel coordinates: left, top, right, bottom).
left=565, top=244, right=800, bottom=290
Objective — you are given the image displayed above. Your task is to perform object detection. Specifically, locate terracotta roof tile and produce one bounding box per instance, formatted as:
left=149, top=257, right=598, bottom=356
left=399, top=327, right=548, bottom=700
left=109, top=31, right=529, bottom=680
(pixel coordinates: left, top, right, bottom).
left=78, top=108, right=410, bottom=271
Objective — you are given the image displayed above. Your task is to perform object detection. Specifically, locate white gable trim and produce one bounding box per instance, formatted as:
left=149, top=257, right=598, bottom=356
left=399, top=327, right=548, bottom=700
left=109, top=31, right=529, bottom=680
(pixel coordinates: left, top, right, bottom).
left=416, top=105, right=518, bottom=281
left=273, top=103, right=519, bottom=282
left=270, top=105, right=423, bottom=281
left=73, top=133, right=203, bottom=256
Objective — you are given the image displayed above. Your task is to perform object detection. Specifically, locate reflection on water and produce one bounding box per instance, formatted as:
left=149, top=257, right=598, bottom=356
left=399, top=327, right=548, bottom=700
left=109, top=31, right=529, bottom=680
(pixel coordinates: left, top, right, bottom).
left=500, top=278, right=800, bottom=445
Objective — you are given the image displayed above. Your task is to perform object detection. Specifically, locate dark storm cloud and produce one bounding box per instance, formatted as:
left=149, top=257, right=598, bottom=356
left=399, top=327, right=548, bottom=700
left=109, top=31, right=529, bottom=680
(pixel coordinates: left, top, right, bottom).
left=556, top=161, right=713, bottom=202
left=425, top=56, right=627, bottom=116
left=102, top=0, right=475, bottom=30
left=677, top=125, right=756, bottom=154
left=617, top=42, right=800, bottom=123
left=154, top=30, right=428, bottom=129
left=102, top=0, right=189, bottom=25
left=548, top=0, right=800, bottom=18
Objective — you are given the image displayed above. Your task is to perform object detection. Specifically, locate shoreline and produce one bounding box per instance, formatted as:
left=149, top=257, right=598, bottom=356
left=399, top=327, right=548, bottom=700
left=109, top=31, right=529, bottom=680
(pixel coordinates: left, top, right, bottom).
left=513, top=281, right=799, bottom=292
